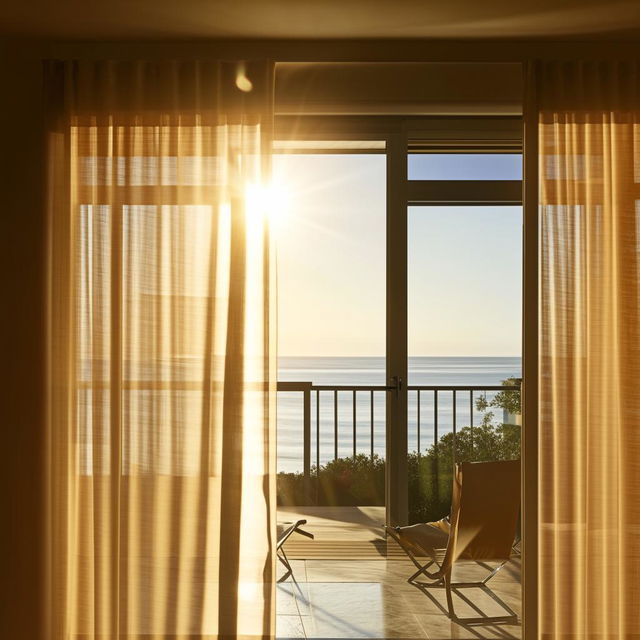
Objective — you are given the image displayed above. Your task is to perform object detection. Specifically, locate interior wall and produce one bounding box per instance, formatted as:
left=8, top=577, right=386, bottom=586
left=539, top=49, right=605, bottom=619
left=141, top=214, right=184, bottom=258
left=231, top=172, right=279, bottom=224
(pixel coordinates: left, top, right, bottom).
left=0, top=38, right=46, bottom=640
left=275, top=62, right=523, bottom=115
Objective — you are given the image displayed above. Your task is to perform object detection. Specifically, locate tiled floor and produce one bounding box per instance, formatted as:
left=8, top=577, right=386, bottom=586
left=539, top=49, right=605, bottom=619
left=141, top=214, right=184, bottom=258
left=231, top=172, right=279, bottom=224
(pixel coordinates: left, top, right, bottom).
left=276, top=506, right=521, bottom=639
left=276, top=554, right=522, bottom=639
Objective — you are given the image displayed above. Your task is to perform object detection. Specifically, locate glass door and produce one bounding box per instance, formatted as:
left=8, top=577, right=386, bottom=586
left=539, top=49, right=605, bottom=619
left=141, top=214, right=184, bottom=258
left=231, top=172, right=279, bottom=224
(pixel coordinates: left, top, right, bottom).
left=386, top=126, right=524, bottom=630
left=272, top=140, right=389, bottom=564
left=272, top=117, right=526, bottom=639
left=406, top=151, right=523, bottom=522
left=385, top=123, right=524, bottom=526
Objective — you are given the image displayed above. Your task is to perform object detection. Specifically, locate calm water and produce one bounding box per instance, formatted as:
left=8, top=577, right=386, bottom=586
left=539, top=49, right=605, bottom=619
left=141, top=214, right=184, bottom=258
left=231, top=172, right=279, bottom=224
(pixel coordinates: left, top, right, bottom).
left=277, top=356, right=521, bottom=472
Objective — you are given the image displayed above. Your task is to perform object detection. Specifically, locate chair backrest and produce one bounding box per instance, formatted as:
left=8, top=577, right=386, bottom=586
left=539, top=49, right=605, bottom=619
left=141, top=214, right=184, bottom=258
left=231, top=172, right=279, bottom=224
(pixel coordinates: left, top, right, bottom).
left=443, top=459, right=520, bottom=567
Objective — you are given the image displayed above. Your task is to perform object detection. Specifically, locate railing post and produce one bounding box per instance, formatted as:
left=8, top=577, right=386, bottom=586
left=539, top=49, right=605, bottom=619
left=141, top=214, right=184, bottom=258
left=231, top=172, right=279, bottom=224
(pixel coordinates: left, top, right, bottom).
left=316, top=389, right=320, bottom=505
left=352, top=390, right=357, bottom=459
left=452, top=389, right=457, bottom=468
left=470, top=390, right=474, bottom=459
left=370, top=389, right=374, bottom=461
left=303, top=384, right=312, bottom=504
left=276, top=381, right=314, bottom=504
left=433, top=389, right=439, bottom=507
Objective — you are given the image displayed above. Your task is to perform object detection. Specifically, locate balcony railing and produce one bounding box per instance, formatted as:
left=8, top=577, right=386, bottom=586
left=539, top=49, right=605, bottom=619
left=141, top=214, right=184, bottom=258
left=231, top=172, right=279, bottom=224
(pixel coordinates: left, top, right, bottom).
left=277, top=381, right=521, bottom=504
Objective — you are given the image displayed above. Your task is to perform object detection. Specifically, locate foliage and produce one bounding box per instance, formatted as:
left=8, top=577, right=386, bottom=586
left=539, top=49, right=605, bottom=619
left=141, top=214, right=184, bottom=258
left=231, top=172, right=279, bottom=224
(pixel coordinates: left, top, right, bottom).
left=408, top=420, right=520, bottom=522
left=278, top=454, right=385, bottom=507
left=475, top=377, right=521, bottom=416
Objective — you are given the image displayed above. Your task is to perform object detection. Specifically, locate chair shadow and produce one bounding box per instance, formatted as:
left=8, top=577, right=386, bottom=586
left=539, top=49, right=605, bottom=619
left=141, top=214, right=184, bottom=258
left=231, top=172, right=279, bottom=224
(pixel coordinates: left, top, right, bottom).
left=409, top=580, right=520, bottom=640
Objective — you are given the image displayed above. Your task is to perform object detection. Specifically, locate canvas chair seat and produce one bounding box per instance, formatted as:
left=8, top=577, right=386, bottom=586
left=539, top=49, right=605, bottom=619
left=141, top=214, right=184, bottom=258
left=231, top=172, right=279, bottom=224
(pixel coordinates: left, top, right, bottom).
left=392, top=518, right=450, bottom=557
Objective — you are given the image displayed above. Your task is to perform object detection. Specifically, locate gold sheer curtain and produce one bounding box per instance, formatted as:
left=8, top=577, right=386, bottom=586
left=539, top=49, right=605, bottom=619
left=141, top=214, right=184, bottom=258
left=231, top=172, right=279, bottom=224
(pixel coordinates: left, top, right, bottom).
left=538, top=61, right=640, bottom=638
left=46, top=60, right=276, bottom=639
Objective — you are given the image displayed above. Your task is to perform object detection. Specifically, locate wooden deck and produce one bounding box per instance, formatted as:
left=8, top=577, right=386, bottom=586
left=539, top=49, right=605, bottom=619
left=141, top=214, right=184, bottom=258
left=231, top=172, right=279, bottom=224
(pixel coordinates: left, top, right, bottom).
left=278, top=506, right=405, bottom=559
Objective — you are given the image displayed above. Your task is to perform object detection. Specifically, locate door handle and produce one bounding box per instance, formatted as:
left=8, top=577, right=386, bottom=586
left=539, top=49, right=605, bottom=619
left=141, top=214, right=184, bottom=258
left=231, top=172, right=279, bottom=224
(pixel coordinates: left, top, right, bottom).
left=386, top=375, right=403, bottom=396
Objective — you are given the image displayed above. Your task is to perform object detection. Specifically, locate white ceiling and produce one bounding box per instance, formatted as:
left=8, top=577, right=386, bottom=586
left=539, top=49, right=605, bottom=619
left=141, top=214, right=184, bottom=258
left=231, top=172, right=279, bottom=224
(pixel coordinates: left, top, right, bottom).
left=2, top=0, right=640, bottom=40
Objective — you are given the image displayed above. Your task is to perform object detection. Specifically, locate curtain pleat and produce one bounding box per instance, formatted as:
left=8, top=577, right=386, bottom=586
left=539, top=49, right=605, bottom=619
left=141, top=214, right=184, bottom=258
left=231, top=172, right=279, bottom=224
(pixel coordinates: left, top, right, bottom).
left=538, top=60, right=640, bottom=639
left=46, top=59, right=276, bottom=639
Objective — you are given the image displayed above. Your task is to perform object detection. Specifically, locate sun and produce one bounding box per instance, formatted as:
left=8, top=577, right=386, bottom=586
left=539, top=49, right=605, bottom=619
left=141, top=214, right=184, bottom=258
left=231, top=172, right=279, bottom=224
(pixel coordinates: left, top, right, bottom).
left=244, top=180, right=291, bottom=235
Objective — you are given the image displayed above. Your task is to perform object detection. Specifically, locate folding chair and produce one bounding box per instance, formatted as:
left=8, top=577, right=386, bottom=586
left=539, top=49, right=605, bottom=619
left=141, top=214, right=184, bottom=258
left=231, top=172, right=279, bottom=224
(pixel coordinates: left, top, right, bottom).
left=276, top=519, right=314, bottom=582
left=386, top=459, right=520, bottom=625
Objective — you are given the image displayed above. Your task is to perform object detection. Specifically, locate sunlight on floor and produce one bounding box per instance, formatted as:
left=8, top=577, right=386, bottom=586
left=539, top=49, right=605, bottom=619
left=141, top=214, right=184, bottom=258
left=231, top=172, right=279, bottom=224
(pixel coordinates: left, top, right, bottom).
left=276, top=557, right=521, bottom=640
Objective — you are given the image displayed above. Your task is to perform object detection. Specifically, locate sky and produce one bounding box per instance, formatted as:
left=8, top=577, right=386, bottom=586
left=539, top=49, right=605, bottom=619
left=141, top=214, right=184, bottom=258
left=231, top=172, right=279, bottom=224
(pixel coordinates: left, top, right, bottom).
left=272, top=153, right=522, bottom=357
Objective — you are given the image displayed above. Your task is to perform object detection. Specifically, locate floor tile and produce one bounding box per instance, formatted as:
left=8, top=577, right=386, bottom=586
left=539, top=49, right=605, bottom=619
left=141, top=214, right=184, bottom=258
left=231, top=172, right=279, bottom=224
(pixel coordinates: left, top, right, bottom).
left=278, top=583, right=302, bottom=615
left=278, top=559, right=309, bottom=583
left=304, top=559, right=415, bottom=583
left=277, top=614, right=307, bottom=639
left=298, top=581, right=428, bottom=639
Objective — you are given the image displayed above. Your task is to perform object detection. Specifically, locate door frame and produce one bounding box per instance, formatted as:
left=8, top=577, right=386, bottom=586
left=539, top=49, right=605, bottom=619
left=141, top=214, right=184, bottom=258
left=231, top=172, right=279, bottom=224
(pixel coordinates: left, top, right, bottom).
left=274, top=114, right=526, bottom=528
left=274, top=111, right=535, bottom=637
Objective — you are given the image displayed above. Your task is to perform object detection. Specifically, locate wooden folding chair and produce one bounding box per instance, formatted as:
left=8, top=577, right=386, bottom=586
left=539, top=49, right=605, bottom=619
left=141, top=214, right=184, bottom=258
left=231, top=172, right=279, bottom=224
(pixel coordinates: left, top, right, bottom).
left=276, top=519, right=314, bottom=582
left=386, top=459, right=520, bottom=625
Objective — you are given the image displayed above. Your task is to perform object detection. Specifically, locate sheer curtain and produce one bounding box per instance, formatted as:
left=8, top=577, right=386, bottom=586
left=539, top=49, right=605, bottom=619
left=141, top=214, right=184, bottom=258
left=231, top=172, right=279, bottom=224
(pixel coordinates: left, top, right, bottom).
left=46, top=60, right=276, bottom=639
left=538, top=61, right=640, bottom=638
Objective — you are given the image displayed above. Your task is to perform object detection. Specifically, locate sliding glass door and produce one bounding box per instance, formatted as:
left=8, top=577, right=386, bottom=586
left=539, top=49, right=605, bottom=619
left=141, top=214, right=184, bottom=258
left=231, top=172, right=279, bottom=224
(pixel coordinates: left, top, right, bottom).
left=272, top=139, right=390, bottom=558
left=273, top=117, right=524, bottom=529
left=272, top=116, right=526, bottom=636
left=385, top=123, right=523, bottom=526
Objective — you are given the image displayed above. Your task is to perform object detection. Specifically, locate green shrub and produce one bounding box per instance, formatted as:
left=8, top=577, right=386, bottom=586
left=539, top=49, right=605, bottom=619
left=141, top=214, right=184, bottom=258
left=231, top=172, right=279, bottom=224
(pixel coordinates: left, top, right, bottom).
left=277, top=454, right=385, bottom=507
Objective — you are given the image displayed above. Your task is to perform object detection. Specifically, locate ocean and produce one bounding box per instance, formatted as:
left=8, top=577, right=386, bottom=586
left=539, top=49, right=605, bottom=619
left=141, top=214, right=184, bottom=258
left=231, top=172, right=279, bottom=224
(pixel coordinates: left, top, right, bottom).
left=277, top=356, right=522, bottom=473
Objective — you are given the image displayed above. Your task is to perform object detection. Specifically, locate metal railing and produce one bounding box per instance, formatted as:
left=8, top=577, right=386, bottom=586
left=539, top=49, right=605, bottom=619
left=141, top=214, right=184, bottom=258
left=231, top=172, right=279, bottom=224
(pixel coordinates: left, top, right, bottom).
left=277, top=381, right=520, bottom=504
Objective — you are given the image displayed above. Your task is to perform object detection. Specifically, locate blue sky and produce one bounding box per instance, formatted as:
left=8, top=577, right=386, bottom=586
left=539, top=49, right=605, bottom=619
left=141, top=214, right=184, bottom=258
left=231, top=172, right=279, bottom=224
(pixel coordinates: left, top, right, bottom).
left=272, top=153, right=522, bottom=357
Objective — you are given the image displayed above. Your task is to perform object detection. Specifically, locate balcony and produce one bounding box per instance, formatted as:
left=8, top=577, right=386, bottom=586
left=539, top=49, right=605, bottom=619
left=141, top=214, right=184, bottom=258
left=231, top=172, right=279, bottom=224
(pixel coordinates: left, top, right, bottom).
left=276, top=382, right=522, bottom=639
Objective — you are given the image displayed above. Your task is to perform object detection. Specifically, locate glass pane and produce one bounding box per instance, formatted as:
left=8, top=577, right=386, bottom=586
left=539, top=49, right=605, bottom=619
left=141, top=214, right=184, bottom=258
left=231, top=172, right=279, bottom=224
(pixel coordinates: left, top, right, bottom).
left=407, top=205, right=522, bottom=523
left=273, top=154, right=386, bottom=475
left=408, top=153, right=522, bottom=180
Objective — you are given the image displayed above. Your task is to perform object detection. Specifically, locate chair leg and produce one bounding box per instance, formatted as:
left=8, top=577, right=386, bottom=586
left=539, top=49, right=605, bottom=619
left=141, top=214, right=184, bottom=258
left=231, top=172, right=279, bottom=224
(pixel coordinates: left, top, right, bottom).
left=408, top=560, right=440, bottom=584
left=481, top=560, right=507, bottom=585
left=277, top=548, right=293, bottom=583
left=444, top=568, right=457, bottom=621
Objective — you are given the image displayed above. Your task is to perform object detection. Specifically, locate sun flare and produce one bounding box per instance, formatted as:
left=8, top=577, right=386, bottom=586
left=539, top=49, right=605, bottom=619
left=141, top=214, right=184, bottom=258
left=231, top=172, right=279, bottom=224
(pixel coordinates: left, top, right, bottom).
left=244, top=180, right=291, bottom=234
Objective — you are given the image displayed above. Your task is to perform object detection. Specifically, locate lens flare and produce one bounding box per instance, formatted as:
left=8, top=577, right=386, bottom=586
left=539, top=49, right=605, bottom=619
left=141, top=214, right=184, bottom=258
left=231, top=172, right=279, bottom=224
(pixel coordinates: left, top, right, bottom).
left=235, top=62, right=253, bottom=92
left=244, top=181, right=291, bottom=235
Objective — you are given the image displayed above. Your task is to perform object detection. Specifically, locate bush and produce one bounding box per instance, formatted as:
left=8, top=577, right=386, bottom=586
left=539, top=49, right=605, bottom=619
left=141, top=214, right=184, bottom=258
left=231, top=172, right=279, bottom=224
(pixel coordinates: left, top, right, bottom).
left=277, top=453, right=385, bottom=507
left=407, top=420, right=521, bottom=522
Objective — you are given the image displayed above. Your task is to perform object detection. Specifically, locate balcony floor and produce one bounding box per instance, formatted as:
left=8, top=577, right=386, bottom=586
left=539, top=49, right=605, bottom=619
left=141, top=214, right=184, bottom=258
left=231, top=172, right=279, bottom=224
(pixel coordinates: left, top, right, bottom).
left=277, top=507, right=521, bottom=640
left=278, top=506, right=403, bottom=559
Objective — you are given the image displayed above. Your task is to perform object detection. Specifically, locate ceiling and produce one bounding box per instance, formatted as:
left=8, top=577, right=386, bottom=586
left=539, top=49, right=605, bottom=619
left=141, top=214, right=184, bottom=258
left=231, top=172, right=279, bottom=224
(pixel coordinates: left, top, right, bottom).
left=2, top=0, right=640, bottom=40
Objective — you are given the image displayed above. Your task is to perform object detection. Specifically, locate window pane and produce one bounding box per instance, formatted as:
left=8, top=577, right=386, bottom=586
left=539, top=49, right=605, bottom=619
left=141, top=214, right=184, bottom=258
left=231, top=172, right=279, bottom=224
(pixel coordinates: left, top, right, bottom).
left=273, top=153, right=386, bottom=472
left=407, top=205, right=522, bottom=522
left=408, top=206, right=522, bottom=366
left=408, top=154, right=522, bottom=180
